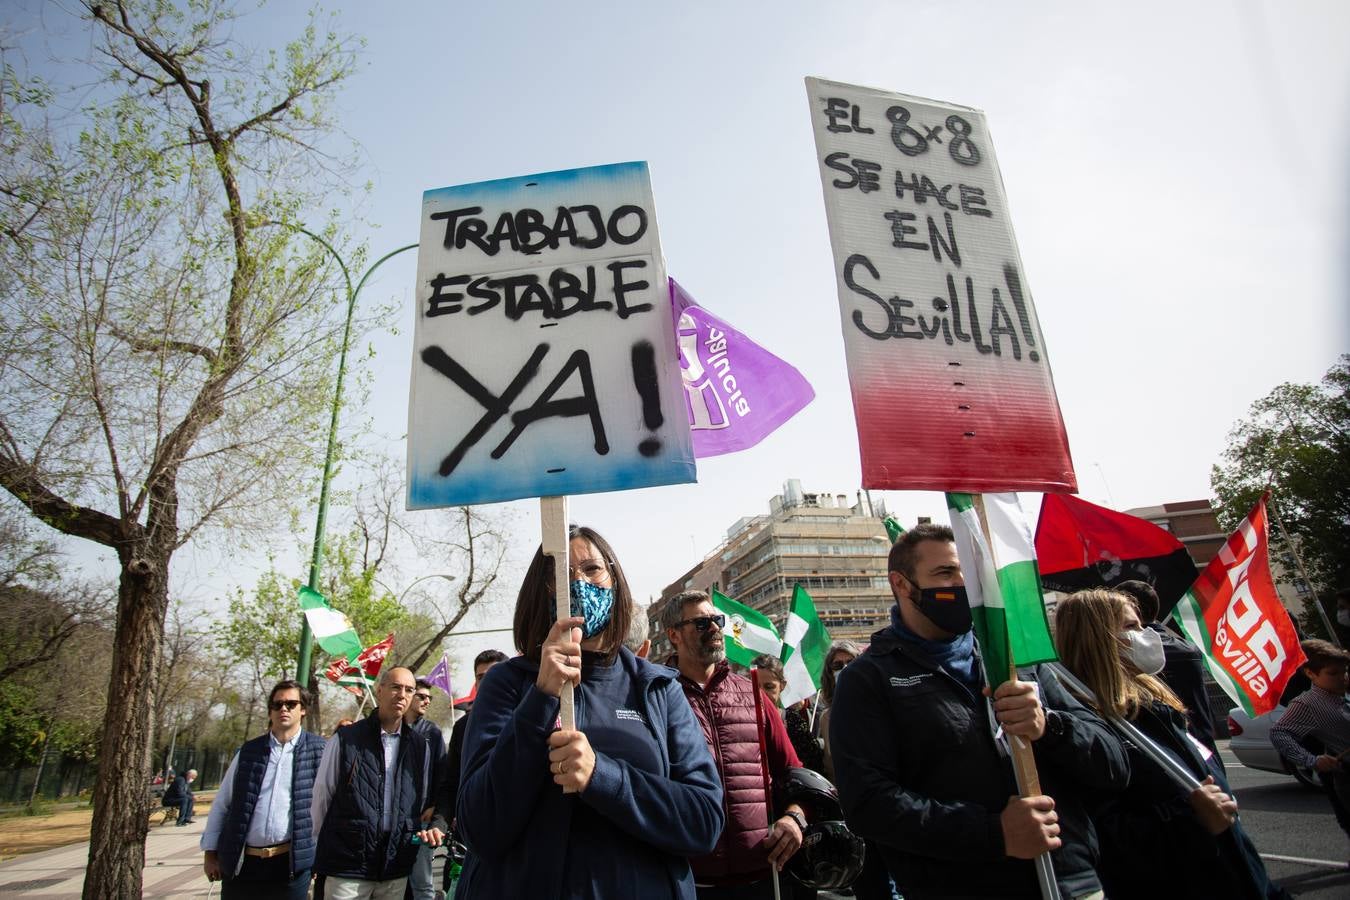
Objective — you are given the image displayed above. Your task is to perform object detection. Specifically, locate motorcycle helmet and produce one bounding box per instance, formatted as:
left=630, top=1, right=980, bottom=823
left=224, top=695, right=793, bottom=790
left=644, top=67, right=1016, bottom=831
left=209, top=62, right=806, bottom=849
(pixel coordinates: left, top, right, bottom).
left=775, top=766, right=843, bottom=822
left=786, top=820, right=866, bottom=890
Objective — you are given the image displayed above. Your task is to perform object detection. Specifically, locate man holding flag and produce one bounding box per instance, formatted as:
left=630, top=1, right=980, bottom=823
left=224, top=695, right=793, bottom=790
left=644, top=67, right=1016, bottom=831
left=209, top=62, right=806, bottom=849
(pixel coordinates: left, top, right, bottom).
left=830, top=523, right=1129, bottom=900
left=661, top=590, right=806, bottom=899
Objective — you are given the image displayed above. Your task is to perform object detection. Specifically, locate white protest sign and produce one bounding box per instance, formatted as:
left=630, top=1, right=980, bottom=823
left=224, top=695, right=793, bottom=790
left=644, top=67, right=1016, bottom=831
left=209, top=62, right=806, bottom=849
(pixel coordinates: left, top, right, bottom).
left=806, top=77, right=1077, bottom=494
left=407, top=162, right=696, bottom=509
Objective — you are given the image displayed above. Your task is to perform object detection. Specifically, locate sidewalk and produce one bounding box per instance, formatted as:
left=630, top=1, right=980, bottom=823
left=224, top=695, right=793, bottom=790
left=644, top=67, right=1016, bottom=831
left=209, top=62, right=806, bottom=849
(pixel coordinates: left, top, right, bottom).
left=0, top=813, right=216, bottom=898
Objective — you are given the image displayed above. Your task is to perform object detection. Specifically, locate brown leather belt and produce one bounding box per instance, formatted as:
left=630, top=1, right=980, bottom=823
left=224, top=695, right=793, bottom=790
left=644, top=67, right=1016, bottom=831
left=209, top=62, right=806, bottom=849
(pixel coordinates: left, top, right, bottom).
left=244, top=842, right=290, bottom=859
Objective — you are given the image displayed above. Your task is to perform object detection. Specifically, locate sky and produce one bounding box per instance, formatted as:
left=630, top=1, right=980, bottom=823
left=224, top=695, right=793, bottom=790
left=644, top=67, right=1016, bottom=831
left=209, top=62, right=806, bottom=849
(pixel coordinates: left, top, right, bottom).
left=8, top=0, right=1350, bottom=689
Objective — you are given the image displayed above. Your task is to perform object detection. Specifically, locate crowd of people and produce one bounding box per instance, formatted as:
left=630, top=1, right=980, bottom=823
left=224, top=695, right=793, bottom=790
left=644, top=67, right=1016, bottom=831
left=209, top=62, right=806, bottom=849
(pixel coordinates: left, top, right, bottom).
left=195, top=521, right=1344, bottom=899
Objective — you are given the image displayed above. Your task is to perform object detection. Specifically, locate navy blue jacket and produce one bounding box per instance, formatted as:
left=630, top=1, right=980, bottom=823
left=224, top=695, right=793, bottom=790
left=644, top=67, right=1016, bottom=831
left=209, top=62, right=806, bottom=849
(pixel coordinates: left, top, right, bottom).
left=455, top=648, right=724, bottom=899
left=216, top=730, right=326, bottom=877
left=313, top=715, right=435, bottom=880
left=831, top=624, right=1130, bottom=900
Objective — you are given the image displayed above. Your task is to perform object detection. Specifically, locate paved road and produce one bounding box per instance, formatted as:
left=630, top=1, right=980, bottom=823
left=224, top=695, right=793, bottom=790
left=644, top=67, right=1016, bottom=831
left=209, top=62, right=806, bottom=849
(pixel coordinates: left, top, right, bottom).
left=2, top=741, right=1346, bottom=898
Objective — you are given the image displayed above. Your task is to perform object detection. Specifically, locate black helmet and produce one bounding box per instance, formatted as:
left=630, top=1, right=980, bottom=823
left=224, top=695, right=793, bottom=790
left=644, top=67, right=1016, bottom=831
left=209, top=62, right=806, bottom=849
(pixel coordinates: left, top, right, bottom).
left=775, top=767, right=842, bottom=822
left=786, top=820, right=866, bottom=890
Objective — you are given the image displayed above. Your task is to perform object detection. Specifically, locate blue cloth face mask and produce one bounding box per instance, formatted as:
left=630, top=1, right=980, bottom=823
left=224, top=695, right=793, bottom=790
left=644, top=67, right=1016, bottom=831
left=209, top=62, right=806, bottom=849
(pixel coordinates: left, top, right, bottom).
left=569, top=579, right=614, bottom=639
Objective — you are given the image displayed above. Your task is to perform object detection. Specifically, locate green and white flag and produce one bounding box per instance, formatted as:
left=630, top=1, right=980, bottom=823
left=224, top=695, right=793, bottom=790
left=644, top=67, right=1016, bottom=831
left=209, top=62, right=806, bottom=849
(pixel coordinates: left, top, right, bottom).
left=711, top=588, right=783, bottom=669
left=780, top=585, right=831, bottom=707
left=946, top=493, right=1057, bottom=688
left=883, top=515, right=906, bottom=544
left=298, top=585, right=364, bottom=662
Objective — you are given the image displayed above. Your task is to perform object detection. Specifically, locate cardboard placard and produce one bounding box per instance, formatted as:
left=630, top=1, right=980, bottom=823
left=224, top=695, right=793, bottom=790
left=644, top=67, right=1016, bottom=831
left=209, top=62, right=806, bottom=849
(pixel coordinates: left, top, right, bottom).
left=806, top=77, right=1077, bottom=493
left=407, top=162, right=696, bottom=509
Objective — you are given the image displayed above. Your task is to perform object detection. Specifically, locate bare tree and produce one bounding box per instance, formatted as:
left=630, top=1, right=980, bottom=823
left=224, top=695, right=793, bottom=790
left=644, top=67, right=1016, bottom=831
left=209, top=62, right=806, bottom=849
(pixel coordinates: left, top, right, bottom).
left=0, top=4, right=365, bottom=894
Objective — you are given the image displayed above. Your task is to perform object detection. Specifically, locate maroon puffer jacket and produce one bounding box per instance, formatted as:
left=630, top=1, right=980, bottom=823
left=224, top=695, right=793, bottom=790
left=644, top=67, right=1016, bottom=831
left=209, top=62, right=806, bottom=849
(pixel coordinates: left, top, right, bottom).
left=677, top=661, right=800, bottom=885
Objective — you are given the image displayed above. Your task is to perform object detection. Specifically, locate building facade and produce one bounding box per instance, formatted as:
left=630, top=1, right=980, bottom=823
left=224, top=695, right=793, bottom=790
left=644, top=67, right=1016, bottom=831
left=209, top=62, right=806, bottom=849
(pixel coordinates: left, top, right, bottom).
left=649, top=480, right=895, bottom=659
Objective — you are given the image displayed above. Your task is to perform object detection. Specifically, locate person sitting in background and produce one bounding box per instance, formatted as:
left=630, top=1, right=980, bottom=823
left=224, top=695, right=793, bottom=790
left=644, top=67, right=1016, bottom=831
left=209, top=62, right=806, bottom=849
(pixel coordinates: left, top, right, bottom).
left=1055, top=588, right=1285, bottom=899
left=163, top=768, right=197, bottom=826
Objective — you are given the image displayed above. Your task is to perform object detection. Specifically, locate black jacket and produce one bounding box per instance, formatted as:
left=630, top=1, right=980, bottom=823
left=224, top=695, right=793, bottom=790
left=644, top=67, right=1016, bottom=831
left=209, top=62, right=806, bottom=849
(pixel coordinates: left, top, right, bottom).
left=1150, top=622, right=1218, bottom=755
left=830, top=625, right=1130, bottom=900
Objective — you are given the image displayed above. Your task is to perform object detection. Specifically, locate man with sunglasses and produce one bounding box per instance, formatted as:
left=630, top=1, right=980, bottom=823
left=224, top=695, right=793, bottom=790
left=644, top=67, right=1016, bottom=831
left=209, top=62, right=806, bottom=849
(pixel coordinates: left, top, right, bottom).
left=201, top=680, right=327, bottom=899
left=662, top=591, right=807, bottom=900
left=403, top=678, right=447, bottom=900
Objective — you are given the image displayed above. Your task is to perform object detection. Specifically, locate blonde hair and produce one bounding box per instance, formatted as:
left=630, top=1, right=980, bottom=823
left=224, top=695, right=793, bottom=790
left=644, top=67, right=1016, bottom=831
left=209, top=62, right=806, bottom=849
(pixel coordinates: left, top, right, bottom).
left=1053, top=589, right=1185, bottom=720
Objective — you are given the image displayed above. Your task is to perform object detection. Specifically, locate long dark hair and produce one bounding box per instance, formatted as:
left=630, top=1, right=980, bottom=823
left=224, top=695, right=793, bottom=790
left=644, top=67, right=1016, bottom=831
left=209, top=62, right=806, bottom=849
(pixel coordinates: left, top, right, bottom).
left=513, top=524, right=633, bottom=663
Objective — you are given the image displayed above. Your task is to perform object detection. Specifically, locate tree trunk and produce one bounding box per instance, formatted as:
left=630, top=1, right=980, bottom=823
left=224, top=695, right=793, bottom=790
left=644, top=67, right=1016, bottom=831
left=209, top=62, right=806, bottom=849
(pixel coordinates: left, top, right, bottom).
left=82, top=551, right=170, bottom=900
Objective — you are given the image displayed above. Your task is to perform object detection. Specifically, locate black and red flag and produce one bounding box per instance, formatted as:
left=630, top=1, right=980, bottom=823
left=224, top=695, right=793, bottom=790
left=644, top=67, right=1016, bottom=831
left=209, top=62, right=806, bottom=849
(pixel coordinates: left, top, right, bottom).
left=1034, top=493, right=1199, bottom=615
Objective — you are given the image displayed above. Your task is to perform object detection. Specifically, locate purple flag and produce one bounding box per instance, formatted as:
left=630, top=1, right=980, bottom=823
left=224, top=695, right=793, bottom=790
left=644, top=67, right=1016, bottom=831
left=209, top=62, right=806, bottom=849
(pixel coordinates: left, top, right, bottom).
left=671, top=278, right=814, bottom=457
left=425, top=653, right=452, bottom=698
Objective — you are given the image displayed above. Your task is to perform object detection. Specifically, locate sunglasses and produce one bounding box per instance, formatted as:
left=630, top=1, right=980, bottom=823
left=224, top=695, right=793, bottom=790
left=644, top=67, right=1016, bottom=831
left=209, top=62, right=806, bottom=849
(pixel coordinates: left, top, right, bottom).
left=675, top=614, right=725, bottom=633
left=828, top=659, right=851, bottom=672
left=269, top=699, right=302, bottom=711
left=414, top=693, right=431, bottom=702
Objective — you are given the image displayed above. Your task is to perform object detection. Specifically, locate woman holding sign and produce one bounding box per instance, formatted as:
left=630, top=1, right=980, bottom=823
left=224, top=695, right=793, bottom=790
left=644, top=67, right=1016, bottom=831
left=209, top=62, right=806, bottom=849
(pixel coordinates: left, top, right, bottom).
left=1054, top=589, right=1287, bottom=900
left=455, top=524, right=725, bottom=899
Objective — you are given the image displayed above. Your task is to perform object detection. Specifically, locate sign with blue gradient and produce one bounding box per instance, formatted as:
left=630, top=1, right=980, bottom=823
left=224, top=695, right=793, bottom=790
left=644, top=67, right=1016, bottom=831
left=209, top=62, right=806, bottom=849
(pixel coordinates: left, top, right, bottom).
left=407, top=162, right=696, bottom=509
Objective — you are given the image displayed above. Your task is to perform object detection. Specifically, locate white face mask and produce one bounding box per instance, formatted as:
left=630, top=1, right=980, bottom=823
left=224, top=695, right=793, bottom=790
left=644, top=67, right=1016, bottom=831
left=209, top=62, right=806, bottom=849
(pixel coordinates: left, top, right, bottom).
left=1338, top=609, right=1350, bottom=627
left=1121, top=627, right=1166, bottom=675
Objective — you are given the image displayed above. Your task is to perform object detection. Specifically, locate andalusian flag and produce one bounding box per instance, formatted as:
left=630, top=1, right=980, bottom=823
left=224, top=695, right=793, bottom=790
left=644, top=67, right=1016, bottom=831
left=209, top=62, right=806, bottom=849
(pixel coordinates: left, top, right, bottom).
left=947, top=493, right=1057, bottom=687
left=780, top=585, right=831, bottom=707
left=712, top=588, right=782, bottom=668
left=711, top=586, right=830, bottom=706
left=298, top=585, right=364, bottom=662
left=883, top=515, right=906, bottom=544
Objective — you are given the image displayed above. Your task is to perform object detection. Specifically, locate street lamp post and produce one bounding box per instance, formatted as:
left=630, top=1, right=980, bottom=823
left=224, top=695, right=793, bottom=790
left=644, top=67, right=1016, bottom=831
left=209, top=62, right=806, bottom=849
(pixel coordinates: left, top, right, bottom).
left=283, top=227, right=418, bottom=684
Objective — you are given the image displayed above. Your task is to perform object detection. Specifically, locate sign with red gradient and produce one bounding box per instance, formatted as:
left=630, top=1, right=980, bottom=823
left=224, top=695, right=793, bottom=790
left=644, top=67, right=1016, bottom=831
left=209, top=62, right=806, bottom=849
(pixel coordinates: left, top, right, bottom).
left=805, top=77, right=1076, bottom=492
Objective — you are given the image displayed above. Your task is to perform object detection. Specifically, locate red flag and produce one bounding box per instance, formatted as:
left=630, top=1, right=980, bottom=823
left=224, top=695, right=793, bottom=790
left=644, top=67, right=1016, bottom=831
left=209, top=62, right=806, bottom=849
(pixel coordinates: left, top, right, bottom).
left=1171, top=493, right=1305, bottom=716
left=1035, top=493, right=1199, bottom=615
left=355, top=633, right=395, bottom=679
left=324, top=656, right=364, bottom=697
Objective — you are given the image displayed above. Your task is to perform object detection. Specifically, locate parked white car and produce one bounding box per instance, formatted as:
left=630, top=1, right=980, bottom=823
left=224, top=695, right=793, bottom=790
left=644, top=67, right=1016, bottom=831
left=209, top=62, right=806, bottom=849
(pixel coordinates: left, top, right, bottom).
left=1226, top=705, right=1319, bottom=789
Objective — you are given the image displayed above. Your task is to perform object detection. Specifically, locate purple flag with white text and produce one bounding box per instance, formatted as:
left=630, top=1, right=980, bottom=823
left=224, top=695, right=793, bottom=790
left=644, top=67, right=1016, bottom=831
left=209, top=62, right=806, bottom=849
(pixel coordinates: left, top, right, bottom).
left=425, top=653, right=452, bottom=698
left=671, top=278, right=814, bottom=457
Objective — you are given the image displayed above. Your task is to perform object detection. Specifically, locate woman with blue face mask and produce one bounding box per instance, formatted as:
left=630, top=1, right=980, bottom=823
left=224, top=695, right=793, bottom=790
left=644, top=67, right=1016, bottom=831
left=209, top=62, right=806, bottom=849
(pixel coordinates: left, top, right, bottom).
left=454, top=524, right=725, bottom=900
left=1054, top=589, right=1287, bottom=900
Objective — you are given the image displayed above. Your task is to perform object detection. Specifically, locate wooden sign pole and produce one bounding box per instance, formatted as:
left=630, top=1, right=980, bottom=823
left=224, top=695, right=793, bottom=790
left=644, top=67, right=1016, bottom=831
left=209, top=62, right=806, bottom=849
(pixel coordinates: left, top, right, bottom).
left=541, top=496, right=575, bottom=736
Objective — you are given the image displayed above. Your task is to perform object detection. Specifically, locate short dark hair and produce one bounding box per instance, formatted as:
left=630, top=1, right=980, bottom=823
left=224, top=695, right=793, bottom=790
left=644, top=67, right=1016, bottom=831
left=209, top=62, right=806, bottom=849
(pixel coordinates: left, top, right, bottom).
left=513, top=524, right=632, bottom=664
left=414, top=677, right=432, bottom=691
left=473, top=649, right=509, bottom=669
left=268, top=679, right=311, bottom=709
left=1301, top=638, right=1350, bottom=672
left=662, top=590, right=709, bottom=631
left=751, top=654, right=785, bottom=681
left=887, top=523, right=955, bottom=579
left=1114, top=580, right=1160, bottom=623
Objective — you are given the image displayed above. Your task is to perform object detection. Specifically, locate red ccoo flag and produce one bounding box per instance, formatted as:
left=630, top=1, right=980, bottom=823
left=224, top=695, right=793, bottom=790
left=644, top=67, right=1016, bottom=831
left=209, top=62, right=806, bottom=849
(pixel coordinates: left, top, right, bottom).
left=1035, top=493, right=1200, bottom=616
left=1171, top=493, right=1305, bottom=717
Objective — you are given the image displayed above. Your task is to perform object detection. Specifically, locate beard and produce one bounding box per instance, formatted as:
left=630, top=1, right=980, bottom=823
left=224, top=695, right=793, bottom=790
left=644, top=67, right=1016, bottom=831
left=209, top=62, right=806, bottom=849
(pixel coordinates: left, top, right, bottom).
left=695, top=633, right=725, bottom=665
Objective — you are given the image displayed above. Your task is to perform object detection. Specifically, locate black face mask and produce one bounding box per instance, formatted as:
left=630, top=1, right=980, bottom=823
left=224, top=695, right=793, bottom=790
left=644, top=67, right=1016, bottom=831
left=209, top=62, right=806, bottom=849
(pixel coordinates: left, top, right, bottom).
left=909, top=580, right=972, bottom=635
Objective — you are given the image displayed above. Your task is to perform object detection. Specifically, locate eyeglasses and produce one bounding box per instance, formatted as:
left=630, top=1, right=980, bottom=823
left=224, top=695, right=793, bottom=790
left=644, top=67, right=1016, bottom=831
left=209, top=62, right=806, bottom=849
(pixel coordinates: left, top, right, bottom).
left=569, top=559, right=611, bottom=584
left=828, top=659, right=851, bottom=673
left=269, top=699, right=302, bottom=711
left=675, top=614, right=725, bottom=633
left=414, top=693, right=431, bottom=702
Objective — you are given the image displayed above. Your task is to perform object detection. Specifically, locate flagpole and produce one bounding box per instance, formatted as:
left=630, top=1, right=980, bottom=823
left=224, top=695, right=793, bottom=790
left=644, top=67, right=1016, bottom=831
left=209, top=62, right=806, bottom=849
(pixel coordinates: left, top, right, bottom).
left=750, top=668, right=783, bottom=900
left=972, top=495, right=1061, bottom=900
left=1266, top=489, right=1337, bottom=645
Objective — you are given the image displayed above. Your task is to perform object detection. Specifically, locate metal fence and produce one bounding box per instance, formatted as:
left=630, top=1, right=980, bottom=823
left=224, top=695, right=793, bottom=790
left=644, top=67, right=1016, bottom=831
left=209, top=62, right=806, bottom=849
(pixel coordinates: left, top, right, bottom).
left=0, top=746, right=228, bottom=807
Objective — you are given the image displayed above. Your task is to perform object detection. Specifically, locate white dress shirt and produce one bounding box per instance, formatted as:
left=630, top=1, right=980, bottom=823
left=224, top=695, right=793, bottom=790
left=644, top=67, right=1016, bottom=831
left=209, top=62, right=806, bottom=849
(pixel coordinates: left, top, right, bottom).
left=200, top=730, right=301, bottom=868
left=311, top=723, right=403, bottom=837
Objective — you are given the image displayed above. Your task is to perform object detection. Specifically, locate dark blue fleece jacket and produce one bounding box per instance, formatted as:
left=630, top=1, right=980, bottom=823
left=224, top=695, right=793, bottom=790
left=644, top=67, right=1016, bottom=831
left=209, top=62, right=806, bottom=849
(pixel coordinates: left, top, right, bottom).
left=454, top=648, right=724, bottom=900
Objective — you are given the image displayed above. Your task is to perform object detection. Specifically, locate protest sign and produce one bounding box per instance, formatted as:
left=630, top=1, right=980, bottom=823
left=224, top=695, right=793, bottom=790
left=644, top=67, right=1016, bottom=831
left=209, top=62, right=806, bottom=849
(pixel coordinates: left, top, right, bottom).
left=407, top=162, right=696, bottom=509
left=805, top=78, right=1076, bottom=493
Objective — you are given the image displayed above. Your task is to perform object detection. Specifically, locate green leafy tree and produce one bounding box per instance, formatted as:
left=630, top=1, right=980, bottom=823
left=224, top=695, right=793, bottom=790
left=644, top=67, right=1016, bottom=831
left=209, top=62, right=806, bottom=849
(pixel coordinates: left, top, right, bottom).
left=0, top=3, right=365, bottom=894
left=1211, top=355, right=1350, bottom=632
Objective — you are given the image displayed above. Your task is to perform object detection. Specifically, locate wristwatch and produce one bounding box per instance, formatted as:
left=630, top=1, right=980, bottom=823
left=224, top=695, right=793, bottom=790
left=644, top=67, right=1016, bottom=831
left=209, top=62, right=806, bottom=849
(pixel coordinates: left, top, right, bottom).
left=783, top=809, right=807, bottom=832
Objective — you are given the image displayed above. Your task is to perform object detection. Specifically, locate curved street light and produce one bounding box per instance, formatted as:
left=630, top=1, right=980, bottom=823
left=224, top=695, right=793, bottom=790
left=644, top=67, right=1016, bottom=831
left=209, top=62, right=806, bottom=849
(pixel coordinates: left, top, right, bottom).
left=374, top=572, right=459, bottom=607
left=266, top=222, right=419, bottom=684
